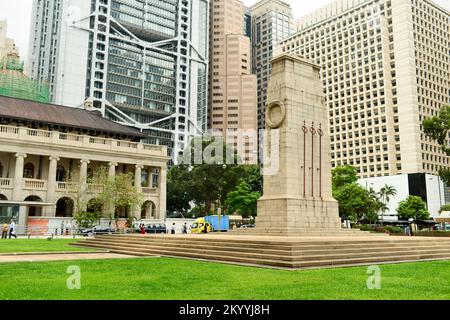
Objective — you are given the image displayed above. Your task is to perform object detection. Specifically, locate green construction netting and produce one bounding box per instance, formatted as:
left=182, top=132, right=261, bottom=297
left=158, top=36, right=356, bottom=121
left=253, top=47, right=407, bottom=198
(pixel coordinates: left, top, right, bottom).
left=0, top=56, right=49, bottom=103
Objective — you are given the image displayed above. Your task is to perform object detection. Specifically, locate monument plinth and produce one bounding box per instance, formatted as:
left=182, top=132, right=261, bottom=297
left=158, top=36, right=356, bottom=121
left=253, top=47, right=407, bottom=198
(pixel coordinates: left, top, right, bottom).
left=254, top=54, right=343, bottom=235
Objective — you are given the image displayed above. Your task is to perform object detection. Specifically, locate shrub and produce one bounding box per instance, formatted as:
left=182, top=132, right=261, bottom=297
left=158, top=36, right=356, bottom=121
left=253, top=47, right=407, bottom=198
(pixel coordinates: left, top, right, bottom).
left=384, top=225, right=404, bottom=234
left=414, top=231, right=450, bottom=237
left=439, top=205, right=450, bottom=213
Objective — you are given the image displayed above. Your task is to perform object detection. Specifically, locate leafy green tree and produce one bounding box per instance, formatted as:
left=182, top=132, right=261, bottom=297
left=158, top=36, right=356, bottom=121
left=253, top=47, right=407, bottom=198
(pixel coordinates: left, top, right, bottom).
left=95, top=167, right=144, bottom=218
left=240, top=165, right=263, bottom=194
left=226, top=182, right=261, bottom=218
left=423, top=105, right=450, bottom=156
left=167, top=164, right=192, bottom=214
left=423, top=105, right=450, bottom=184
left=396, top=196, right=430, bottom=220
left=73, top=211, right=103, bottom=229
left=332, top=165, right=358, bottom=190
left=333, top=183, right=368, bottom=223
left=178, top=136, right=244, bottom=215
left=364, top=188, right=382, bottom=224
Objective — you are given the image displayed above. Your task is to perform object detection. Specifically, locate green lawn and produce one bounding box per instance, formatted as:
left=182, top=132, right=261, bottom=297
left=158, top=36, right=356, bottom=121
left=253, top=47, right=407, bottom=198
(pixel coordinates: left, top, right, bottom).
left=0, top=239, right=96, bottom=253
left=0, top=257, right=449, bottom=300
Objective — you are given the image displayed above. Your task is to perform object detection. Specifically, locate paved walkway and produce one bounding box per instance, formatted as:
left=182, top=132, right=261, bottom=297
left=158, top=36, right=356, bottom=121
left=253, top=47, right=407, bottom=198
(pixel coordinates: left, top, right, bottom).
left=0, top=252, right=139, bottom=264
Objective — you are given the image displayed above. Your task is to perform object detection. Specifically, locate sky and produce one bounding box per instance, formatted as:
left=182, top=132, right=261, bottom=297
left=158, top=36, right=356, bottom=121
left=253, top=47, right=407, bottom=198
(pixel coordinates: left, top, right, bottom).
left=0, top=0, right=449, bottom=60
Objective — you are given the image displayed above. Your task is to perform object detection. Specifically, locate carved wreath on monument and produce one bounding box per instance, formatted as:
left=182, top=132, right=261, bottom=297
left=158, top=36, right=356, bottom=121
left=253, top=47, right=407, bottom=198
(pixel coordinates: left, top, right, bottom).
left=265, top=101, right=286, bottom=129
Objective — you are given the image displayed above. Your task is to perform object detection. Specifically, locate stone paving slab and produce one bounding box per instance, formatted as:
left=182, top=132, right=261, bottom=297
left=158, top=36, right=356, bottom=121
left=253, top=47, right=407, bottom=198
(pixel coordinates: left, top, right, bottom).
left=0, top=252, right=141, bottom=264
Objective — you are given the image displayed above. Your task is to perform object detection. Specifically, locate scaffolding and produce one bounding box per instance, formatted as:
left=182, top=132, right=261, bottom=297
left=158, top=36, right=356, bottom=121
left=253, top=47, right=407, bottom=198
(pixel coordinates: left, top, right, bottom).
left=0, top=66, right=50, bottom=104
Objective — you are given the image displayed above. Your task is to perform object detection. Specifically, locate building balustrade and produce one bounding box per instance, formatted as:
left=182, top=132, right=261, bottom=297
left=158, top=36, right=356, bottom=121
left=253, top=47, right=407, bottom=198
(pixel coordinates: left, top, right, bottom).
left=0, top=178, right=12, bottom=188
left=23, top=179, right=47, bottom=190
left=0, top=124, right=165, bottom=156
left=56, top=182, right=79, bottom=191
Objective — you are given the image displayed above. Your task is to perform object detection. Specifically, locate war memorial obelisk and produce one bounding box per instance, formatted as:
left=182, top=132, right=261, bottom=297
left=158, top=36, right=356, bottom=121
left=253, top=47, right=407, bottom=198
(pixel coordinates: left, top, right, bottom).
left=250, top=53, right=361, bottom=236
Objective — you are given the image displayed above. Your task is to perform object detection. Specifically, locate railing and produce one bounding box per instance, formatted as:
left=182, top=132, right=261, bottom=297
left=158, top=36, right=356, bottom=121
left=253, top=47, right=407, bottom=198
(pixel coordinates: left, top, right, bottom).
left=117, top=141, right=138, bottom=149
left=0, top=178, right=12, bottom=188
left=27, top=128, right=51, bottom=138
left=57, top=182, right=79, bottom=191
left=23, top=179, right=47, bottom=190
left=0, top=124, right=166, bottom=156
left=0, top=126, right=19, bottom=134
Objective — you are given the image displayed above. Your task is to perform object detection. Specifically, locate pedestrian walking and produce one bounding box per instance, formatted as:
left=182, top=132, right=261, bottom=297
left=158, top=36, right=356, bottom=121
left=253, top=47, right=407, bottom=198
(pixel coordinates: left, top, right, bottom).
left=171, top=223, right=176, bottom=235
left=60, top=221, right=64, bottom=236
left=182, top=223, right=188, bottom=234
left=9, top=220, right=17, bottom=239
left=2, top=222, right=8, bottom=239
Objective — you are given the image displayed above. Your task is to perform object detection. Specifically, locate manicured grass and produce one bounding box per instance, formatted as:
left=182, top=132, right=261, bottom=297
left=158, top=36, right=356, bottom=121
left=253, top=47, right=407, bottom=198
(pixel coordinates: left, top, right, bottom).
left=0, top=239, right=96, bottom=253
left=0, top=258, right=449, bottom=300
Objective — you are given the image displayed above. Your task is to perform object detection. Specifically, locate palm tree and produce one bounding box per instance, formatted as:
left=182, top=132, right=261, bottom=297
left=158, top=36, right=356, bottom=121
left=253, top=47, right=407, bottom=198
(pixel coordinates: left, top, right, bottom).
left=378, top=185, right=397, bottom=225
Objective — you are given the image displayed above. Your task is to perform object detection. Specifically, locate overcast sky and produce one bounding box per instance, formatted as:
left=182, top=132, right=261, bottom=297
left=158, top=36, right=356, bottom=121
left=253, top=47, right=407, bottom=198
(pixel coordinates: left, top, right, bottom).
left=0, top=0, right=449, bottom=60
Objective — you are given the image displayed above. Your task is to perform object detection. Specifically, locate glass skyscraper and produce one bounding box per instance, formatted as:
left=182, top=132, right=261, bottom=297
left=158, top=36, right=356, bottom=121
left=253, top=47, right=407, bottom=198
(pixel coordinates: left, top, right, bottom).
left=27, top=0, right=209, bottom=161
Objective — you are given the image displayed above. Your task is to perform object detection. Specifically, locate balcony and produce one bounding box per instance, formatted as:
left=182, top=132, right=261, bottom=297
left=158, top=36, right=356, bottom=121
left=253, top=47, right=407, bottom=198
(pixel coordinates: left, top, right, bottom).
left=0, top=178, right=12, bottom=189
left=23, top=179, right=47, bottom=191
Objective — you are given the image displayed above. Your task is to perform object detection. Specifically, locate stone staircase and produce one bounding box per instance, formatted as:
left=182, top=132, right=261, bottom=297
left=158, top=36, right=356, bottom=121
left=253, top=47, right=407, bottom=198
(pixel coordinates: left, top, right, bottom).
left=71, top=234, right=450, bottom=269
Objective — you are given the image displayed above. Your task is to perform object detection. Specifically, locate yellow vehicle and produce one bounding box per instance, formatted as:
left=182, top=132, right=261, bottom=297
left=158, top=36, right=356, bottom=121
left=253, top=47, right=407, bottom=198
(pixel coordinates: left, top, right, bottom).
left=191, top=218, right=212, bottom=234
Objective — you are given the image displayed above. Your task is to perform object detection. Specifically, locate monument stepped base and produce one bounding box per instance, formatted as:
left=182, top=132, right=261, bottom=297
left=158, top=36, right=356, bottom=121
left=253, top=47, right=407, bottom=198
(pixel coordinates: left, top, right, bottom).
left=73, top=234, right=450, bottom=270
left=231, top=227, right=374, bottom=237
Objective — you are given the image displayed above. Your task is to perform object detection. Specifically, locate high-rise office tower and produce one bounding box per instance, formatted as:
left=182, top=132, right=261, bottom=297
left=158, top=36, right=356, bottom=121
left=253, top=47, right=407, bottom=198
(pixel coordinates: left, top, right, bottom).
left=278, top=0, right=449, bottom=179
left=250, top=0, right=293, bottom=132
left=27, top=0, right=209, bottom=161
left=209, top=0, right=258, bottom=163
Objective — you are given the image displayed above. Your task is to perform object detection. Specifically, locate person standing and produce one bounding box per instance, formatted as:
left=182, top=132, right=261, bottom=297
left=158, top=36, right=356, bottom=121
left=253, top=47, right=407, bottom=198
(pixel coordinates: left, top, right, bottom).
left=8, top=220, right=17, bottom=239
left=60, top=221, right=64, bottom=236
left=171, top=223, right=176, bottom=235
left=2, top=222, right=8, bottom=239
left=182, top=223, right=188, bottom=234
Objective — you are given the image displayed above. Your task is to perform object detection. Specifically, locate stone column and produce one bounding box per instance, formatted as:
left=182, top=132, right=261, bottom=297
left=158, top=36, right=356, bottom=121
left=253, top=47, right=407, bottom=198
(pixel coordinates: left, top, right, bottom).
left=12, top=153, right=26, bottom=201
left=45, top=156, right=60, bottom=217
left=133, top=165, right=143, bottom=218
left=108, top=162, right=117, bottom=180
left=79, top=160, right=90, bottom=186
left=158, top=165, right=167, bottom=220
left=105, top=162, right=118, bottom=217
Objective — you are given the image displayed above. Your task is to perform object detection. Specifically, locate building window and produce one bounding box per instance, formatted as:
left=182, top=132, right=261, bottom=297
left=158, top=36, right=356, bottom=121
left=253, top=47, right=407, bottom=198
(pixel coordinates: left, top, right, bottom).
left=23, top=163, right=35, bottom=179
left=0, top=162, right=3, bottom=177
left=56, top=166, right=66, bottom=182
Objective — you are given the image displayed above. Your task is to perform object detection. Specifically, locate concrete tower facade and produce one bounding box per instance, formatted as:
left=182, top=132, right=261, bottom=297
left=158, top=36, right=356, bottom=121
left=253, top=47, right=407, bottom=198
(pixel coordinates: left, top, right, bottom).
left=209, top=0, right=258, bottom=163
left=278, top=0, right=449, bottom=179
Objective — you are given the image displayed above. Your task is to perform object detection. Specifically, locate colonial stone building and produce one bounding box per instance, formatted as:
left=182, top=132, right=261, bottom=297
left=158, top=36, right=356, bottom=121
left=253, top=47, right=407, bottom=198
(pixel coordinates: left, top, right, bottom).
left=0, top=95, right=169, bottom=231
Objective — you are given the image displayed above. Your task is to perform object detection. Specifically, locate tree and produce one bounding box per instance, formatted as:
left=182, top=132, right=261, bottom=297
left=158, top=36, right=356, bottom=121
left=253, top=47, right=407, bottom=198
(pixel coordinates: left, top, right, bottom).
left=180, top=136, right=244, bottom=215
left=423, top=105, right=450, bottom=184
left=73, top=211, right=103, bottom=229
left=378, top=185, right=397, bottom=224
left=167, top=164, right=192, bottom=214
left=226, top=182, right=261, bottom=218
left=94, top=167, right=144, bottom=219
left=332, top=165, right=358, bottom=190
left=333, top=183, right=368, bottom=223
left=240, top=165, right=263, bottom=194
left=364, top=188, right=382, bottom=224
left=423, top=105, right=450, bottom=156
left=396, top=196, right=430, bottom=220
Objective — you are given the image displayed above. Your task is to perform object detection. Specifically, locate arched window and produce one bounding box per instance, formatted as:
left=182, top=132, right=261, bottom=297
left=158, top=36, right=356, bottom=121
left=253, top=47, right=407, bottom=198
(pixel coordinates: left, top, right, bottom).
left=56, top=166, right=66, bottom=182
left=23, top=163, right=35, bottom=179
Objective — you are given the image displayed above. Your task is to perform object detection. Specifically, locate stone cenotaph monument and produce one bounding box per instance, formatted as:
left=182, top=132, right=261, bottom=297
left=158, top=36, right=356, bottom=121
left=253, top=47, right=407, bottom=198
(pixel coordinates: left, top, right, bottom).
left=255, top=54, right=344, bottom=236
